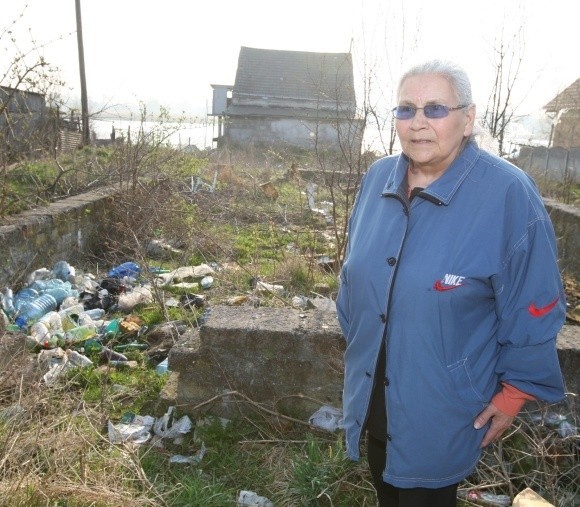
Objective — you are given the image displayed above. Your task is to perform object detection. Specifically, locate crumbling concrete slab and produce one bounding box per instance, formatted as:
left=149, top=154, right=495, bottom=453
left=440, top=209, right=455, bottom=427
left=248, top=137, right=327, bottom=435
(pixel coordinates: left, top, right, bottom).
left=162, top=307, right=580, bottom=420
left=166, top=304, right=344, bottom=419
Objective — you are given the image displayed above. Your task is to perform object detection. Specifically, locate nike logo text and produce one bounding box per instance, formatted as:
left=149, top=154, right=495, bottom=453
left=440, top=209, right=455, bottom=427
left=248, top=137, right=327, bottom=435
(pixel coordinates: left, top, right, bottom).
left=434, top=274, right=465, bottom=292
left=528, top=297, right=559, bottom=317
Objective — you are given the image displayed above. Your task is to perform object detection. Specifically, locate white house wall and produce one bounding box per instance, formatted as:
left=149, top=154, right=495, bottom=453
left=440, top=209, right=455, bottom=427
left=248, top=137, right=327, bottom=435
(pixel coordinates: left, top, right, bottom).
left=225, top=117, right=362, bottom=151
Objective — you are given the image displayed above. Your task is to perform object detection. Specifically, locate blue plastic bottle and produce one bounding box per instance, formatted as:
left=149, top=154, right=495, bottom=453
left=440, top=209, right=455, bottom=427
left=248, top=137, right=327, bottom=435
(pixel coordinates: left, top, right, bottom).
left=15, top=294, right=58, bottom=328
left=12, top=287, right=40, bottom=312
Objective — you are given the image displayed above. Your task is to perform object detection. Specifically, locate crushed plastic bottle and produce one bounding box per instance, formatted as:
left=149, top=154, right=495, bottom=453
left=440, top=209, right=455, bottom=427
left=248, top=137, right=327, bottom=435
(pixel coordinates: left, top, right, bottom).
left=15, top=294, right=58, bottom=328
left=52, top=261, right=75, bottom=282
left=12, top=287, right=40, bottom=313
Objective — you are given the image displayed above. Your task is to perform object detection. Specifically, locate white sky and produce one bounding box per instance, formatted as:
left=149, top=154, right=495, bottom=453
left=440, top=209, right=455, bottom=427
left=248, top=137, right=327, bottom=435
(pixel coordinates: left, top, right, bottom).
left=2, top=0, right=578, bottom=121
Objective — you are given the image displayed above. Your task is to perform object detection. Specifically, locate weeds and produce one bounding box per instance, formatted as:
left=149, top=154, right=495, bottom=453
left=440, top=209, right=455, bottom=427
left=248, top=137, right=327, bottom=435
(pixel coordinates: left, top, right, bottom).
left=0, top=136, right=578, bottom=505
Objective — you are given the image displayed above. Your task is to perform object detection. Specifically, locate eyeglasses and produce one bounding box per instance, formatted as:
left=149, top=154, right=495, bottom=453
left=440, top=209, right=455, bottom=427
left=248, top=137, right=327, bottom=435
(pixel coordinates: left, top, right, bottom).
left=391, top=104, right=468, bottom=120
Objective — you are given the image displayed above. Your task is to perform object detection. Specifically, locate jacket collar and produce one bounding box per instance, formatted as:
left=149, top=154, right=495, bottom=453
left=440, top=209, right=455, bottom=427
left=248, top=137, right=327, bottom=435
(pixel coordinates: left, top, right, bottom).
left=381, top=140, right=481, bottom=206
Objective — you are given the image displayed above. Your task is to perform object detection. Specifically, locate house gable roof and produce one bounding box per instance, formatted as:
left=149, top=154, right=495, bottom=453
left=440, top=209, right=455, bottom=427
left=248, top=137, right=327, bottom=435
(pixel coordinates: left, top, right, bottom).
left=230, top=46, right=356, bottom=115
left=544, top=78, right=580, bottom=112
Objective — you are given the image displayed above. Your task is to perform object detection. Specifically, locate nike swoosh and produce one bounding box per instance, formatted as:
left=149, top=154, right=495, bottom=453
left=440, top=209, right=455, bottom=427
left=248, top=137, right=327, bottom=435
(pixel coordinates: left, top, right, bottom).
left=528, top=297, right=559, bottom=317
left=433, top=280, right=464, bottom=292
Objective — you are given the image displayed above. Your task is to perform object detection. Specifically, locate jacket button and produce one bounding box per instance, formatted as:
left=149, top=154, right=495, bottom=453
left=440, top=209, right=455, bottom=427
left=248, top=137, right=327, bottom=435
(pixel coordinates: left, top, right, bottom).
left=387, top=257, right=396, bottom=266
left=380, top=314, right=386, bottom=323
left=384, top=377, right=390, bottom=386
left=386, top=434, right=392, bottom=441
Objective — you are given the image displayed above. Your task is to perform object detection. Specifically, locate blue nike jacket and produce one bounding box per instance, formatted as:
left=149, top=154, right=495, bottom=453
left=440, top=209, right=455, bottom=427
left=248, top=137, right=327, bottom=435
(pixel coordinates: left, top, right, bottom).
left=336, top=141, right=566, bottom=488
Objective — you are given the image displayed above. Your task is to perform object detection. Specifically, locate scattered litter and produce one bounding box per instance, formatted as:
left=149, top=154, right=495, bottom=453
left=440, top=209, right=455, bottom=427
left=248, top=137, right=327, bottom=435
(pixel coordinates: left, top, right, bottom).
left=146, top=239, right=183, bottom=259
left=117, top=285, right=153, bottom=312
left=153, top=407, right=192, bottom=440
left=200, top=276, right=214, bottom=289
left=291, top=295, right=310, bottom=309
left=463, top=490, right=511, bottom=506
left=107, top=261, right=141, bottom=280
left=169, top=444, right=206, bottom=465
left=528, top=411, right=578, bottom=437
left=107, top=414, right=156, bottom=444
left=250, top=278, right=284, bottom=295
left=41, top=348, right=93, bottom=386
left=308, top=405, right=343, bottom=432
left=179, top=293, right=205, bottom=309
left=227, top=295, right=248, bottom=306
left=156, top=358, right=170, bottom=375
left=512, top=487, right=555, bottom=507
left=237, top=490, right=274, bottom=507
left=154, top=264, right=215, bottom=285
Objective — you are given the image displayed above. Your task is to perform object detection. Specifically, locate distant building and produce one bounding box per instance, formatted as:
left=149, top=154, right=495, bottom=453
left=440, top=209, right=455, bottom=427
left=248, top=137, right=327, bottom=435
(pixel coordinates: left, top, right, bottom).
left=0, top=86, right=82, bottom=158
left=210, top=46, right=363, bottom=153
left=0, top=86, right=47, bottom=157
left=544, top=78, right=580, bottom=149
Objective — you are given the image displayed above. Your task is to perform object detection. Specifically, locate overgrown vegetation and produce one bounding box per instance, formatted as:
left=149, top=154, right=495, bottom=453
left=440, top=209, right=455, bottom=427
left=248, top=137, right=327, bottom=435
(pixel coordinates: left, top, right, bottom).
left=0, top=130, right=578, bottom=506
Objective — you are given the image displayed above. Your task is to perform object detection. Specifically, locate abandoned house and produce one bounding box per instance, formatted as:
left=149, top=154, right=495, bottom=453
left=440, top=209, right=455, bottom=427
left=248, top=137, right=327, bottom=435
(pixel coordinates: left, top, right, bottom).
left=210, top=46, right=363, bottom=152
left=544, top=77, right=580, bottom=149
left=0, top=86, right=82, bottom=158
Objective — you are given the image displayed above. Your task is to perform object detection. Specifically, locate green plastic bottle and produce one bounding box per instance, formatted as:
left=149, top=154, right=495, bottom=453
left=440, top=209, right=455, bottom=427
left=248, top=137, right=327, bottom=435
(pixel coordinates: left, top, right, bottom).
left=64, top=325, right=97, bottom=344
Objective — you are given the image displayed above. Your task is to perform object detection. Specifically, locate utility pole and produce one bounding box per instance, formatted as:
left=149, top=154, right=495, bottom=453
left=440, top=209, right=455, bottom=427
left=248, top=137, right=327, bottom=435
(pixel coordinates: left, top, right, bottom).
left=75, top=0, right=90, bottom=145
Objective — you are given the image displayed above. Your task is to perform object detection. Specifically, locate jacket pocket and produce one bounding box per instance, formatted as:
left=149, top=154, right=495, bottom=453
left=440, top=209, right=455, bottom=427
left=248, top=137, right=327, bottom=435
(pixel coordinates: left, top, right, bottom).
left=447, top=358, right=487, bottom=414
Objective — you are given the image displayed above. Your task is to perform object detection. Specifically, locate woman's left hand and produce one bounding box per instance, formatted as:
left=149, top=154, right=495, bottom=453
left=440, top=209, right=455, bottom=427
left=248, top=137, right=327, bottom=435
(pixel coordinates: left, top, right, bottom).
left=473, top=404, right=515, bottom=448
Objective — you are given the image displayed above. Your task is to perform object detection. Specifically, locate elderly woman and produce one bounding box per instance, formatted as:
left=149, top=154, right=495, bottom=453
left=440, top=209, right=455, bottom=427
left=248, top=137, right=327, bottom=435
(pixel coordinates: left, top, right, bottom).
left=336, top=60, right=565, bottom=507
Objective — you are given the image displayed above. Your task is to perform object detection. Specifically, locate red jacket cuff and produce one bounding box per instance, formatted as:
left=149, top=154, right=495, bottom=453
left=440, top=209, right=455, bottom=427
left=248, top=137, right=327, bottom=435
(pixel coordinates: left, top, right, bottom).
left=491, top=383, right=536, bottom=417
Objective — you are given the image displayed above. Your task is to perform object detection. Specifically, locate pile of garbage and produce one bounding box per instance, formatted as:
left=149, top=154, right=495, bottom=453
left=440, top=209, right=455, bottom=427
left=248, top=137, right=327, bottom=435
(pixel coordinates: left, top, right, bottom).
left=0, top=260, right=211, bottom=381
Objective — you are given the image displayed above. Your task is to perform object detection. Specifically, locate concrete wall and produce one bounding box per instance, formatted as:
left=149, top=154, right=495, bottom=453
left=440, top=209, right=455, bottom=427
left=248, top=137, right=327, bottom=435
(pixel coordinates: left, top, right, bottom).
left=0, top=186, right=117, bottom=287
left=225, top=117, right=363, bottom=152
left=166, top=305, right=345, bottom=419
left=162, top=304, right=580, bottom=420
left=545, top=199, right=580, bottom=281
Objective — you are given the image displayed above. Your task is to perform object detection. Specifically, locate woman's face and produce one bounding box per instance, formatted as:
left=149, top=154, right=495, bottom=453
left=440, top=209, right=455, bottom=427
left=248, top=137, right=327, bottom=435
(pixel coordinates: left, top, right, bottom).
left=396, top=73, right=475, bottom=174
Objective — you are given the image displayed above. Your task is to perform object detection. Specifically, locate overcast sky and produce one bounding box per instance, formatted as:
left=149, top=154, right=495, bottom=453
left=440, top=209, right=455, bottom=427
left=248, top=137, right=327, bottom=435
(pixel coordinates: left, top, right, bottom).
left=2, top=0, right=578, bottom=121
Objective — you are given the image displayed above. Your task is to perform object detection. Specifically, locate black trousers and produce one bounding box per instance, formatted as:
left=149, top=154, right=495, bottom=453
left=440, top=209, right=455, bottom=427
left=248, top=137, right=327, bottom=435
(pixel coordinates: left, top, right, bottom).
left=366, top=433, right=458, bottom=507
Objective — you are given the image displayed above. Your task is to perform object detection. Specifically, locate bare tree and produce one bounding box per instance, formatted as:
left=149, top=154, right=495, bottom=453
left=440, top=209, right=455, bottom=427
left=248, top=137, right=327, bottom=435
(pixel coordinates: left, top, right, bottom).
left=481, top=22, right=525, bottom=157
left=1, top=6, right=67, bottom=164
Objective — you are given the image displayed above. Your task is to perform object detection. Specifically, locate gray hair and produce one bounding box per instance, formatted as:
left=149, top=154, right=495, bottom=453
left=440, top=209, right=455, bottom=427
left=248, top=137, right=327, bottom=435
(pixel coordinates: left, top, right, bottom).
left=397, top=60, right=473, bottom=106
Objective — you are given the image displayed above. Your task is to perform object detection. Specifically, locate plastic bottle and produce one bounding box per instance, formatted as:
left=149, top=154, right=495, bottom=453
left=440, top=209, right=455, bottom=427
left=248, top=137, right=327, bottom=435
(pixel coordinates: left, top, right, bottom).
left=31, top=311, right=63, bottom=340
left=83, top=338, right=103, bottom=354
left=58, top=304, right=85, bottom=330
left=15, top=294, right=58, bottom=328
left=64, top=325, right=97, bottom=344
left=12, top=287, right=40, bottom=312
left=82, top=308, right=106, bottom=320
left=52, top=261, right=75, bottom=282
